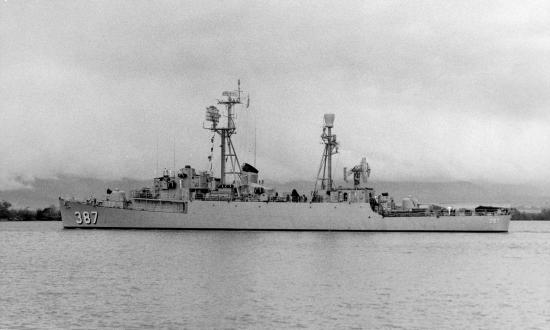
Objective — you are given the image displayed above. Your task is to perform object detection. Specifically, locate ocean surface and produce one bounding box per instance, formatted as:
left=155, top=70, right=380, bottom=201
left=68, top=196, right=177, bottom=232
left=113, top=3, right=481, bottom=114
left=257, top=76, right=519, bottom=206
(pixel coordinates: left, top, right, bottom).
left=1, top=221, right=549, bottom=329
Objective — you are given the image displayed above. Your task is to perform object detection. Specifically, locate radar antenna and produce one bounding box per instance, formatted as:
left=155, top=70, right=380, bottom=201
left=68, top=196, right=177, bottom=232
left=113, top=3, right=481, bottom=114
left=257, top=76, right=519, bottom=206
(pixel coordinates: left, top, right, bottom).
left=344, top=157, right=371, bottom=188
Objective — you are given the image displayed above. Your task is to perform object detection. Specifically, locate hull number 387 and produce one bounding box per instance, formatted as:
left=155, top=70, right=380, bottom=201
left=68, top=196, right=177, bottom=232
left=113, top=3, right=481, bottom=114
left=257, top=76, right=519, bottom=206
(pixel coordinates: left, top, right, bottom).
left=75, top=211, right=98, bottom=224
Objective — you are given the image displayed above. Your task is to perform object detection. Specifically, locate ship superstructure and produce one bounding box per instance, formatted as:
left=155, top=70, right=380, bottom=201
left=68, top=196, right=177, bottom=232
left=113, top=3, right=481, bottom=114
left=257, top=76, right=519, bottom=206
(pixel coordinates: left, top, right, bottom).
left=60, top=82, right=511, bottom=232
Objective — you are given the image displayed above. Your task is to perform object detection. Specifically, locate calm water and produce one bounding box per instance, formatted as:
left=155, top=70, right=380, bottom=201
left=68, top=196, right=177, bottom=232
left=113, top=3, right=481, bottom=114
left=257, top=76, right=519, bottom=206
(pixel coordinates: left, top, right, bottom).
left=1, top=222, right=549, bottom=329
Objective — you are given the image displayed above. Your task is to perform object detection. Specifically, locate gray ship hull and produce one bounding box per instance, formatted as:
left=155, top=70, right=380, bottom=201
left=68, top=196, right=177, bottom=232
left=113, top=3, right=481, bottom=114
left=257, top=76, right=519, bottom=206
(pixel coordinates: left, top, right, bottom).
left=60, top=199, right=510, bottom=232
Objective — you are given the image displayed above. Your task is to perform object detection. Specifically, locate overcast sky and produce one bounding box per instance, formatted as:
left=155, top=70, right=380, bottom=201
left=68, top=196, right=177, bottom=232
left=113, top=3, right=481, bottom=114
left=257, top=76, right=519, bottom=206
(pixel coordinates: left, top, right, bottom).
left=1, top=0, right=549, bottom=189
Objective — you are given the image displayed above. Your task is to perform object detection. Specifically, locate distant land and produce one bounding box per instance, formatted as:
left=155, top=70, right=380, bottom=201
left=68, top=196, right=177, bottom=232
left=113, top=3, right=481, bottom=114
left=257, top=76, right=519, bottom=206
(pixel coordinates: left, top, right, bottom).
left=268, top=179, right=550, bottom=211
left=1, top=175, right=548, bottom=211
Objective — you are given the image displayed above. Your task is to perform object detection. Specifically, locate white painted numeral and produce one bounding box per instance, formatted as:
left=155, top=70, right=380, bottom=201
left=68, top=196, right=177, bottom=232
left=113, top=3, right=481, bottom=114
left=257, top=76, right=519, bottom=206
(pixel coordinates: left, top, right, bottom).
left=75, top=211, right=98, bottom=224
left=75, top=211, right=82, bottom=224
left=82, top=211, right=91, bottom=224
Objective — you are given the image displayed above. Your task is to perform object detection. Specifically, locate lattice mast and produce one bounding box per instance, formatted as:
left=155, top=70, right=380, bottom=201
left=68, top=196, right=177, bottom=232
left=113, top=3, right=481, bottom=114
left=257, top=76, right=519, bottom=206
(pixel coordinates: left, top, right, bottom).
left=315, top=114, right=339, bottom=192
left=204, top=80, right=246, bottom=186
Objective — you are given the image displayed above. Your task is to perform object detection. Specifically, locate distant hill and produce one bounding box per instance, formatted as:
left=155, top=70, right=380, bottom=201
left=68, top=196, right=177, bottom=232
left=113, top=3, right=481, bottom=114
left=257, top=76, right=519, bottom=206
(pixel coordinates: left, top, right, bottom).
left=0, top=176, right=150, bottom=209
left=1, top=175, right=549, bottom=210
left=264, top=179, right=550, bottom=208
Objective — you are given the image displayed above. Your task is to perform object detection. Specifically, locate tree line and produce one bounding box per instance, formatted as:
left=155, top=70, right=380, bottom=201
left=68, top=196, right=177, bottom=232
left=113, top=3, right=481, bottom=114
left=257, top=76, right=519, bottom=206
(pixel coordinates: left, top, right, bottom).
left=511, top=208, right=550, bottom=221
left=0, top=200, right=61, bottom=221
left=1, top=198, right=548, bottom=221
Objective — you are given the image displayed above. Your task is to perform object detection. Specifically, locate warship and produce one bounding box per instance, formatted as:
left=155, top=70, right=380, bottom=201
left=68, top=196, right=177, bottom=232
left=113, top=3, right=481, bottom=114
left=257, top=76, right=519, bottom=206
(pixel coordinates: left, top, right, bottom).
left=60, top=82, right=511, bottom=232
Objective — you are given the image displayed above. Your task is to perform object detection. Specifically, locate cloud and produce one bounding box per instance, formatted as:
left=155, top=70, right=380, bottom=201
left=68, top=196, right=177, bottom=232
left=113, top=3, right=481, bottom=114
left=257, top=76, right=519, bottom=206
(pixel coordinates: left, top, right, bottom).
left=1, top=0, right=550, bottom=190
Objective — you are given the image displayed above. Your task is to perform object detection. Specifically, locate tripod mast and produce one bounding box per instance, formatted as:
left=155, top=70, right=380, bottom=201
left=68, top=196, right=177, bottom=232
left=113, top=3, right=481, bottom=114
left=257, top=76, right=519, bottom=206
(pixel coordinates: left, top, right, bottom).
left=314, top=114, right=338, bottom=193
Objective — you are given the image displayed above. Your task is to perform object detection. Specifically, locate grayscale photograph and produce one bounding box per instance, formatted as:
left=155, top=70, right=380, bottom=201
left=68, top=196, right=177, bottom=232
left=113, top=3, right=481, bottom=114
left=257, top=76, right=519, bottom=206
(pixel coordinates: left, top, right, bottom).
left=1, top=1, right=549, bottom=329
